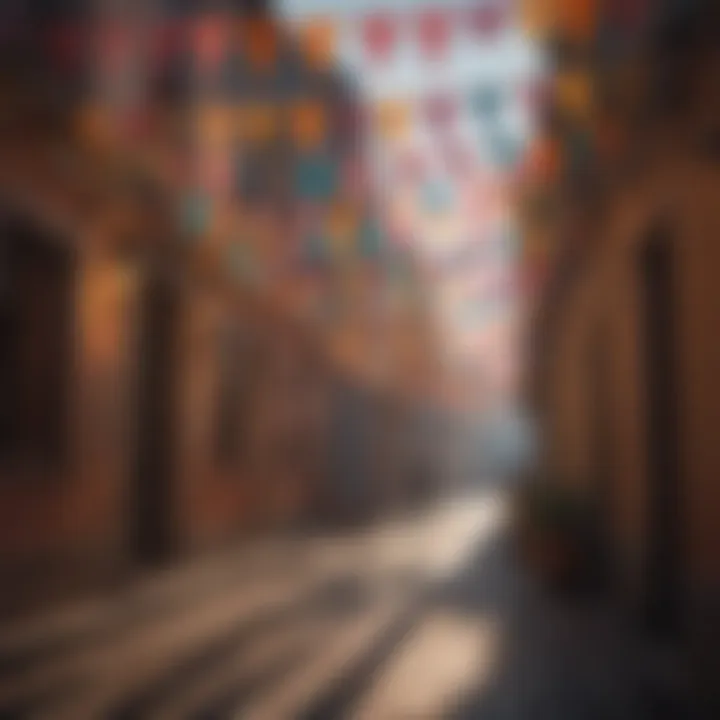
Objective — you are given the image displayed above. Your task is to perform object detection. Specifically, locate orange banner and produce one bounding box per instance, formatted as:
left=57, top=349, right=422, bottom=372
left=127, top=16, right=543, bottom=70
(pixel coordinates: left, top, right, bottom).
left=374, top=99, right=411, bottom=141
left=289, top=101, right=327, bottom=150
left=554, top=70, right=593, bottom=119
left=239, top=17, right=279, bottom=72
left=196, top=105, right=234, bottom=147
left=557, top=0, right=598, bottom=42
left=298, top=19, right=336, bottom=70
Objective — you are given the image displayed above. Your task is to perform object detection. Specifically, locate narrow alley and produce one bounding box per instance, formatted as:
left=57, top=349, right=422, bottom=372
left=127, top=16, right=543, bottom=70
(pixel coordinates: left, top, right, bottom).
left=0, top=493, right=660, bottom=719
left=0, top=1, right=718, bottom=718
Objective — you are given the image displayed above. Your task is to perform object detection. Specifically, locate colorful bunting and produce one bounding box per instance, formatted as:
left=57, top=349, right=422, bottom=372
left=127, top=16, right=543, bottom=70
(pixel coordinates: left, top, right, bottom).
left=374, top=99, right=411, bottom=141
left=467, top=3, right=507, bottom=38
left=289, top=101, right=327, bottom=151
left=298, top=19, right=337, bottom=70
left=523, top=135, right=562, bottom=184
left=519, top=0, right=557, bottom=38
left=239, top=17, right=279, bottom=72
left=556, top=0, right=599, bottom=42
left=554, top=70, right=594, bottom=119
left=196, top=105, right=234, bottom=148
left=294, top=153, right=338, bottom=201
left=191, top=13, right=229, bottom=75
left=363, top=14, right=397, bottom=61
left=236, top=104, right=278, bottom=143
left=417, top=10, right=452, bottom=60
left=423, top=93, right=457, bottom=130
left=470, top=84, right=503, bottom=120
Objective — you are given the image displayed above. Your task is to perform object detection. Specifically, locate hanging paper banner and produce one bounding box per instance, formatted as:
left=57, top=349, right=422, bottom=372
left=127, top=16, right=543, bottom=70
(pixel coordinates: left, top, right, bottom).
left=374, top=99, right=411, bottom=141
left=467, top=3, right=507, bottom=38
left=191, top=13, right=228, bottom=75
left=554, top=69, right=594, bottom=120
left=196, top=104, right=234, bottom=148
left=289, top=100, right=327, bottom=151
left=417, top=10, right=452, bottom=60
left=556, top=0, right=599, bottom=43
left=423, top=93, right=457, bottom=130
left=239, top=17, right=279, bottom=72
left=327, top=201, right=359, bottom=255
left=523, top=135, right=561, bottom=184
left=469, top=84, right=503, bottom=120
left=298, top=18, right=337, bottom=70
left=236, top=103, right=278, bottom=143
left=294, top=152, right=338, bottom=200
left=363, top=13, right=397, bottom=62
left=519, top=0, right=557, bottom=38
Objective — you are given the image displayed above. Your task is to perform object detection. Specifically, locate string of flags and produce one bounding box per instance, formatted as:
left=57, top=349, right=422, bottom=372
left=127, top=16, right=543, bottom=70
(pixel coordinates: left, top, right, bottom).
left=41, top=2, right=651, bottom=74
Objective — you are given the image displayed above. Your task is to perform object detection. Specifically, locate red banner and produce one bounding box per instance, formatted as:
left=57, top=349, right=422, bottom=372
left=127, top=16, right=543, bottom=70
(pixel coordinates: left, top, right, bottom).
left=192, top=14, right=228, bottom=74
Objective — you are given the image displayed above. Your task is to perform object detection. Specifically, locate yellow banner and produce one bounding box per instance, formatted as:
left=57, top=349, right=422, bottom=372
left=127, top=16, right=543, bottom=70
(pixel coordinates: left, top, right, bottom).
left=374, top=99, right=411, bottom=141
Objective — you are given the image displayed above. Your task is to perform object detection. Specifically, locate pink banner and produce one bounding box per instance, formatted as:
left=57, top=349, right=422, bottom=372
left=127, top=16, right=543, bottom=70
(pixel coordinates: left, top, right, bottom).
left=363, top=13, right=398, bottom=61
left=417, top=10, right=452, bottom=59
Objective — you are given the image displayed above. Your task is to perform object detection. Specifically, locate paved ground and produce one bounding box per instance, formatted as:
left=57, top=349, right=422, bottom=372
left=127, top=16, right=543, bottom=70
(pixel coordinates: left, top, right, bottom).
left=0, top=493, right=667, bottom=719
